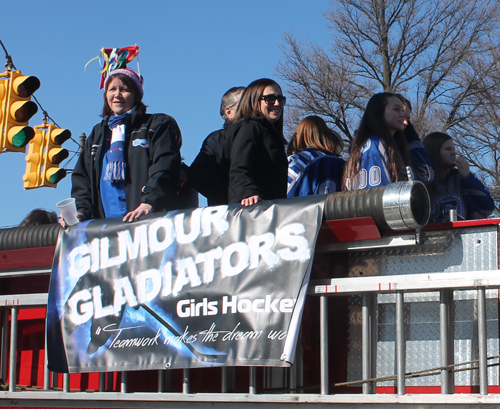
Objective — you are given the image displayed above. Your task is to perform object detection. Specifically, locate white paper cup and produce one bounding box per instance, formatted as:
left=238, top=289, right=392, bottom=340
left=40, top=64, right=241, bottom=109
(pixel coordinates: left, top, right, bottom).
left=56, top=198, right=79, bottom=226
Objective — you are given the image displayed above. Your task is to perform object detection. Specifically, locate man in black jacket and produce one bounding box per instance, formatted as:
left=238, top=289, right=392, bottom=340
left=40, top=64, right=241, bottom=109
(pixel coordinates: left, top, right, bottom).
left=189, top=86, right=245, bottom=206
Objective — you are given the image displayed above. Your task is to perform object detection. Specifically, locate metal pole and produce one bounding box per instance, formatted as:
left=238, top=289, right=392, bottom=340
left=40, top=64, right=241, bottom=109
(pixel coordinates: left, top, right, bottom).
left=289, top=363, right=297, bottom=393
left=1, top=309, right=9, bottom=382
left=8, top=307, right=17, bottom=392
left=158, top=369, right=165, bottom=392
left=295, top=326, right=304, bottom=392
left=249, top=367, right=257, bottom=394
left=183, top=368, right=190, bottom=394
left=99, top=372, right=105, bottom=392
left=165, top=370, right=172, bottom=392
left=370, top=293, right=378, bottom=394
left=440, top=289, right=449, bottom=394
left=44, top=336, right=50, bottom=390
left=221, top=367, right=228, bottom=393
left=362, top=293, right=371, bottom=394
left=63, top=373, right=69, bottom=392
left=396, top=291, right=405, bottom=395
left=121, top=371, right=128, bottom=393
left=78, top=133, right=86, bottom=156
left=447, top=290, right=455, bottom=393
left=320, top=295, right=329, bottom=395
left=478, top=287, right=488, bottom=395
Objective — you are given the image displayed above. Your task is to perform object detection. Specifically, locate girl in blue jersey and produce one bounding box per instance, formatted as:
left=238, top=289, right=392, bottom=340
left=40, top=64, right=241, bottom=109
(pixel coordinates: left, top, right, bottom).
left=343, top=93, right=433, bottom=190
left=287, top=116, right=345, bottom=197
left=423, top=132, right=494, bottom=222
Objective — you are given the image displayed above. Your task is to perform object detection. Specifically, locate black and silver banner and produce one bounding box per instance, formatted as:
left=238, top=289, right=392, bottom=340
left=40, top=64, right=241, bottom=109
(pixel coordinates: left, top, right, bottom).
left=47, top=196, right=324, bottom=373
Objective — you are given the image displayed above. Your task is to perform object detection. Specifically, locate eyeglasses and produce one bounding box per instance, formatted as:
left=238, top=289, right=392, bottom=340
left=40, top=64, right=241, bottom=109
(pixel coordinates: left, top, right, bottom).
left=260, top=94, right=286, bottom=106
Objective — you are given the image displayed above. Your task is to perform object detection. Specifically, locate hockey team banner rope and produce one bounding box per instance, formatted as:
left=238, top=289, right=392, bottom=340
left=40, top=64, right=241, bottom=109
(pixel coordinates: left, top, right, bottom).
left=46, top=195, right=324, bottom=373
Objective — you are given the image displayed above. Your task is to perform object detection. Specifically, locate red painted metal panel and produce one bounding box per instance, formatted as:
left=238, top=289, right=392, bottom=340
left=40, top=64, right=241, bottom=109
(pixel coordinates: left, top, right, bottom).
left=317, top=218, right=381, bottom=244
left=0, top=246, right=56, bottom=270
left=18, top=308, right=46, bottom=321
left=424, top=217, right=500, bottom=231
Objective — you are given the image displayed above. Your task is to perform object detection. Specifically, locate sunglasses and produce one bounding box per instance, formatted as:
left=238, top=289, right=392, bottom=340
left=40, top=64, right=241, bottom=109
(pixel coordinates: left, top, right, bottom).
left=260, top=94, right=287, bottom=105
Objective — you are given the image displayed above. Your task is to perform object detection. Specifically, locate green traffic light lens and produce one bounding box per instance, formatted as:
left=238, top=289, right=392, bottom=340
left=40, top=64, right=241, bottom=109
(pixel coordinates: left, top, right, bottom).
left=48, top=169, right=67, bottom=184
left=12, top=127, right=35, bottom=147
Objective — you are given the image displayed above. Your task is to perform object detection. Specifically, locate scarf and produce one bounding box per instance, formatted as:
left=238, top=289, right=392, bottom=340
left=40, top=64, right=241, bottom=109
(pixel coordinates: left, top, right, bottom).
left=104, top=113, right=127, bottom=182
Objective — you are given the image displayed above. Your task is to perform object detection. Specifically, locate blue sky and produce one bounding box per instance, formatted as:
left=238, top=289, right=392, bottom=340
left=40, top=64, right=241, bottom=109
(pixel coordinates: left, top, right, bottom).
left=0, top=0, right=331, bottom=228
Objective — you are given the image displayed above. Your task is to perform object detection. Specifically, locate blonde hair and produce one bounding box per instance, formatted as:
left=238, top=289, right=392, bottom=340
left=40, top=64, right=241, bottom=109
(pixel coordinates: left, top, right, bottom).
left=288, top=115, right=343, bottom=156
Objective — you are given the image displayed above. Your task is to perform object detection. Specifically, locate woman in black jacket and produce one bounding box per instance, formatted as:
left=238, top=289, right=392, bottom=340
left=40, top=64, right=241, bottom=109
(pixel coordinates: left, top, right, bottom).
left=71, top=66, right=181, bottom=223
left=227, top=78, right=288, bottom=206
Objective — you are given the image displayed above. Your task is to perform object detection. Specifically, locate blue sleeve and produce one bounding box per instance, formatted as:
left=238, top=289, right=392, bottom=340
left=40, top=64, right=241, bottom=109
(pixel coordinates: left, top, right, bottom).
left=405, top=123, right=434, bottom=185
left=355, top=137, right=391, bottom=189
left=462, top=172, right=495, bottom=219
left=288, top=156, right=344, bottom=197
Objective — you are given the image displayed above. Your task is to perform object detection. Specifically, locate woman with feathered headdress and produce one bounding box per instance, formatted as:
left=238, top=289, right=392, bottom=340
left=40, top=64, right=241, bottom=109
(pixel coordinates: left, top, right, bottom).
left=69, top=46, right=182, bottom=223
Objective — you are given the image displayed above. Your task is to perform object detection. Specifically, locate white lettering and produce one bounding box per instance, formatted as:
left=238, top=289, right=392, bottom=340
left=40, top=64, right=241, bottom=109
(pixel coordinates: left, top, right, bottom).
left=92, top=285, right=114, bottom=319
left=195, top=247, right=223, bottom=284
left=137, top=269, right=161, bottom=303
left=148, top=218, right=174, bottom=253
left=68, top=245, right=90, bottom=278
left=113, top=277, right=138, bottom=314
left=118, top=225, right=148, bottom=260
left=100, top=236, right=126, bottom=269
left=276, top=223, right=310, bottom=261
left=175, top=208, right=202, bottom=244
left=221, top=242, right=249, bottom=277
left=201, top=205, right=229, bottom=237
left=68, top=289, right=93, bottom=325
left=248, top=232, right=280, bottom=269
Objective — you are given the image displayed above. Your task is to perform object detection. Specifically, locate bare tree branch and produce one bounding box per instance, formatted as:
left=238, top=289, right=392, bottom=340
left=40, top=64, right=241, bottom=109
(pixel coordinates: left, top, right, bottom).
left=277, top=0, right=500, bottom=205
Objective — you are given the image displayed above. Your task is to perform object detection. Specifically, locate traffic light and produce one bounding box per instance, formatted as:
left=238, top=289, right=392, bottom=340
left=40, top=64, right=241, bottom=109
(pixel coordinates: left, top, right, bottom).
left=0, top=70, right=40, bottom=153
left=23, top=123, right=70, bottom=189
left=40, top=123, right=70, bottom=188
left=0, top=76, right=7, bottom=136
left=23, top=127, right=44, bottom=189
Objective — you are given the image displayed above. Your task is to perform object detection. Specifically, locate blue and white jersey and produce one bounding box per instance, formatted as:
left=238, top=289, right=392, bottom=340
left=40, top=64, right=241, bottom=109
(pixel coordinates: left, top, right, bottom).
left=346, top=125, right=433, bottom=190
left=347, top=137, right=390, bottom=190
left=287, top=148, right=345, bottom=197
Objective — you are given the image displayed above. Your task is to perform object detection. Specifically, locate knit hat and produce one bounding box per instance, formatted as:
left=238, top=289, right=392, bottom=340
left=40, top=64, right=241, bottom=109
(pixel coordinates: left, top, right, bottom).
left=85, top=45, right=143, bottom=95
left=104, top=68, right=144, bottom=97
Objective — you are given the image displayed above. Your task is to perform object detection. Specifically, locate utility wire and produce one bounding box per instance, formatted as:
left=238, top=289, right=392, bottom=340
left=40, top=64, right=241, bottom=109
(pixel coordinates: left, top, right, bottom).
left=0, top=38, right=83, bottom=158
left=0, top=39, right=16, bottom=71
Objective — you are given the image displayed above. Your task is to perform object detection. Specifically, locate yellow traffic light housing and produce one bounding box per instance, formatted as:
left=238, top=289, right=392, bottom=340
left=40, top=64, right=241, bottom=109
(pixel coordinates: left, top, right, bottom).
left=0, top=77, right=6, bottom=129
left=0, top=70, right=40, bottom=153
left=23, top=127, right=44, bottom=189
left=23, top=123, right=70, bottom=190
left=41, top=123, right=70, bottom=188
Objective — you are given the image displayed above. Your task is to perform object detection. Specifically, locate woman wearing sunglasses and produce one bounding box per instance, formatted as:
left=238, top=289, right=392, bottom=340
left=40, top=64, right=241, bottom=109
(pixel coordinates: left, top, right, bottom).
left=227, top=78, right=288, bottom=206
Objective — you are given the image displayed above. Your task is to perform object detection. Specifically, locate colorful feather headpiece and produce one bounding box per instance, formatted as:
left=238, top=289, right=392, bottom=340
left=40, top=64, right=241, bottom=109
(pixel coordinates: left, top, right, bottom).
left=85, top=45, right=142, bottom=91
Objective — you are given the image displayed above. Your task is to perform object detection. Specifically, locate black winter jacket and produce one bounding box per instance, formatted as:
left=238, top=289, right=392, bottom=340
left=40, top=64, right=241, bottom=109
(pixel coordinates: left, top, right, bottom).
left=189, top=127, right=230, bottom=206
left=72, top=113, right=181, bottom=220
left=227, top=116, right=288, bottom=203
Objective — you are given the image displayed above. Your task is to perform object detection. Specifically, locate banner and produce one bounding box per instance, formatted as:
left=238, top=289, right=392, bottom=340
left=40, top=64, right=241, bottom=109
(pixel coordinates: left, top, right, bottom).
left=47, top=196, right=324, bottom=373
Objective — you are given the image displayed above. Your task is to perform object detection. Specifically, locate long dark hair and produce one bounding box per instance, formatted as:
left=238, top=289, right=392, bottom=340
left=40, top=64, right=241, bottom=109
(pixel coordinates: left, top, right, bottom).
left=101, top=73, right=147, bottom=117
left=423, top=131, right=452, bottom=193
left=19, top=208, right=58, bottom=227
left=343, top=92, right=409, bottom=188
left=232, top=78, right=284, bottom=134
